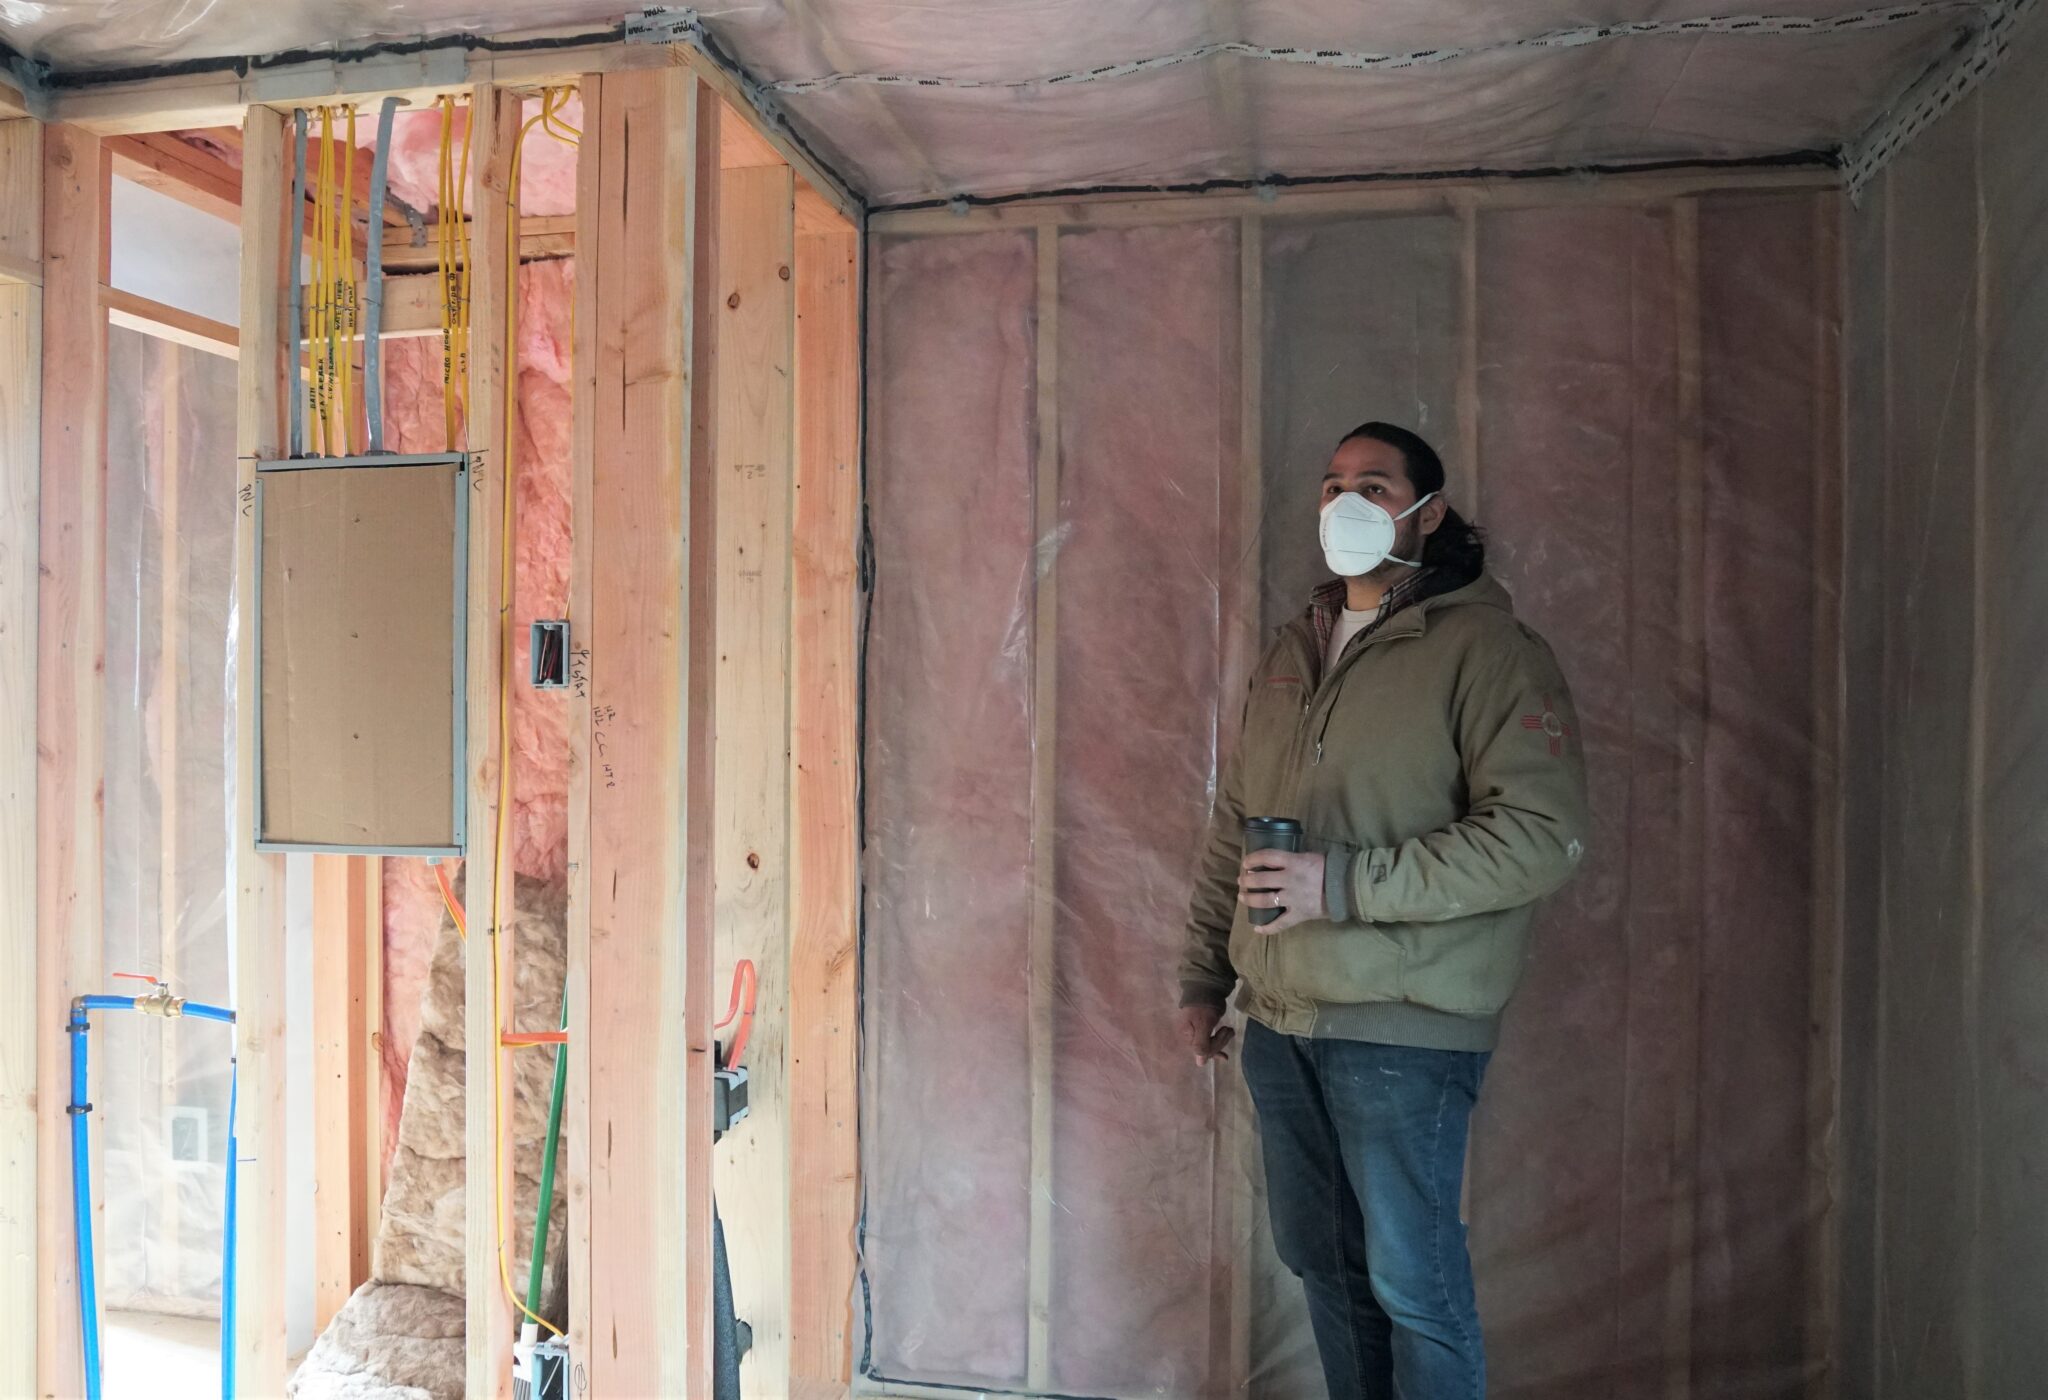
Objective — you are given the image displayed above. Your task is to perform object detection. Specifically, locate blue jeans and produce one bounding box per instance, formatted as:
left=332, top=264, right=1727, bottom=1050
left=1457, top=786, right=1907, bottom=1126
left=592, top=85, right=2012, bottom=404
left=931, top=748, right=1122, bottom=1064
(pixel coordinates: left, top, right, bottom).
left=1241, top=1019, right=1489, bottom=1400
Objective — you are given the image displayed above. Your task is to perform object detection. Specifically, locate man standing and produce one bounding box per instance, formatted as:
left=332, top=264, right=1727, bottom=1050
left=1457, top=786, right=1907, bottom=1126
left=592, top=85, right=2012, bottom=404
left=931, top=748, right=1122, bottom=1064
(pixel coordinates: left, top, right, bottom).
left=1178, top=422, right=1590, bottom=1399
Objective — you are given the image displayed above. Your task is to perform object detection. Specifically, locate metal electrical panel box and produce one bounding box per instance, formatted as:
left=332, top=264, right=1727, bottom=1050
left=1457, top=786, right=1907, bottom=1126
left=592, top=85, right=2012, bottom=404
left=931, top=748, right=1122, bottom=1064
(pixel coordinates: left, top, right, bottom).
left=254, top=452, right=468, bottom=855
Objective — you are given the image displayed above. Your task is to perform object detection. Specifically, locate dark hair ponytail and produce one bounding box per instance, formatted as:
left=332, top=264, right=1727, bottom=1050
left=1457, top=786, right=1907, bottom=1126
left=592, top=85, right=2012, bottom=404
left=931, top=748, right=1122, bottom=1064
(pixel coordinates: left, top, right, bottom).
left=1337, top=421, right=1486, bottom=596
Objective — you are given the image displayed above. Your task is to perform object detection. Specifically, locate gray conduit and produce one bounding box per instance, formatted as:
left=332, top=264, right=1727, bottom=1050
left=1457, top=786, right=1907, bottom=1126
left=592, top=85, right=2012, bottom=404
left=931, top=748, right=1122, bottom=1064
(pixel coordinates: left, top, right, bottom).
left=287, top=109, right=307, bottom=458
left=364, top=96, right=400, bottom=453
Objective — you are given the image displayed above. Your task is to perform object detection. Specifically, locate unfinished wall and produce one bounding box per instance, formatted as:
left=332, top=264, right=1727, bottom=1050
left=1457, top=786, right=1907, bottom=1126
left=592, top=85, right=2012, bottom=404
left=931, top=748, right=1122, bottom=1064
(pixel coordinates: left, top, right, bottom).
left=1840, top=11, right=2048, bottom=1397
left=98, top=326, right=238, bottom=1315
left=865, top=186, right=1840, bottom=1398
left=377, top=252, right=577, bottom=1157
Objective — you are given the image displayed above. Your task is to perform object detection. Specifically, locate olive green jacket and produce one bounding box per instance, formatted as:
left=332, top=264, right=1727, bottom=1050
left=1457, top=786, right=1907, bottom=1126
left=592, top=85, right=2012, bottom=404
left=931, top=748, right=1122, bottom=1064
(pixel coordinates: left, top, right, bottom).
left=1178, top=572, right=1590, bottom=1050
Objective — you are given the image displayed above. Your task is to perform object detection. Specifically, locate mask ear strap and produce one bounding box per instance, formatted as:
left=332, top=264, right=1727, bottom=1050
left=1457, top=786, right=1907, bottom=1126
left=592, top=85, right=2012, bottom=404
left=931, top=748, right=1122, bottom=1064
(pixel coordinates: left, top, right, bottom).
left=1393, top=490, right=1439, bottom=522
left=1386, top=491, right=1438, bottom=567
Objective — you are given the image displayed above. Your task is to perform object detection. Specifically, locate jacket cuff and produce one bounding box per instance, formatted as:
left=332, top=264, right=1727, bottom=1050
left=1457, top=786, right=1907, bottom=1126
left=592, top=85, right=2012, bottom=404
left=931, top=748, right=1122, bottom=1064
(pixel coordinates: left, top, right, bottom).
left=1179, top=981, right=1231, bottom=1010
left=1324, top=849, right=1355, bottom=923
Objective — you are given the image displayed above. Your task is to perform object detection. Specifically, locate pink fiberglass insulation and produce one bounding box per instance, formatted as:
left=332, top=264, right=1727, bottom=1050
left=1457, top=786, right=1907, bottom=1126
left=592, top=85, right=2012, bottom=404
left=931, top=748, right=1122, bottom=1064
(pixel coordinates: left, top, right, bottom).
left=360, top=99, right=579, bottom=219
left=864, top=192, right=1841, bottom=1397
left=1048, top=220, right=1240, bottom=1397
left=1470, top=201, right=1685, bottom=1392
left=863, top=230, right=1039, bottom=1387
left=379, top=257, right=575, bottom=1157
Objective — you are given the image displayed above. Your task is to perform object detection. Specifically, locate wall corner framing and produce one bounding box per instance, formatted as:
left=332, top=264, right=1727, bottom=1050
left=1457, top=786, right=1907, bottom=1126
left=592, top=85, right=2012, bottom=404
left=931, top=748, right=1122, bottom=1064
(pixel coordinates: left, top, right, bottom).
left=231, top=101, right=290, bottom=1395
left=34, top=116, right=106, bottom=1400
left=568, top=65, right=724, bottom=1398
left=2, top=109, right=45, bottom=1400
left=12, top=35, right=869, bottom=1400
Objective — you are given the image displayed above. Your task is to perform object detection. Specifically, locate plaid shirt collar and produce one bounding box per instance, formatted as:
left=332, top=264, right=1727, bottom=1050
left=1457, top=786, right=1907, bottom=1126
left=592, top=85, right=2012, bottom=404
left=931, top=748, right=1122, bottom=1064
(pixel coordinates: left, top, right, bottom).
left=1307, top=569, right=1443, bottom=671
left=1308, top=579, right=1349, bottom=659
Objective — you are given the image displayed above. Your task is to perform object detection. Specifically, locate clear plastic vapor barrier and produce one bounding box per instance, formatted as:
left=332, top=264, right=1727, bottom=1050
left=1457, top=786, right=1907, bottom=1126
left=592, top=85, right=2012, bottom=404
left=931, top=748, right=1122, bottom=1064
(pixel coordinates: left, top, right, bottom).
left=862, top=191, right=1840, bottom=1398
left=99, top=327, right=240, bottom=1316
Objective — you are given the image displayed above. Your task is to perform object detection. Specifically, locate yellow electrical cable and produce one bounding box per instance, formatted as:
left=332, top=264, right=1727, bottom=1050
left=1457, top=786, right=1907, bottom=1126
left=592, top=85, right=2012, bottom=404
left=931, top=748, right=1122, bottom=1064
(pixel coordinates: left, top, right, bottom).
left=313, top=107, right=334, bottom=455
left=481, top=86, right=578, bottom=1344
left=321, top=107, right=342, bottom=456
left=340, top=103, right=358, bottom=456
left=308, top=108, right=323, bottom=455
left=437, top=97, right=456, bottom=450
left=455, top=101, right=474, bottom=444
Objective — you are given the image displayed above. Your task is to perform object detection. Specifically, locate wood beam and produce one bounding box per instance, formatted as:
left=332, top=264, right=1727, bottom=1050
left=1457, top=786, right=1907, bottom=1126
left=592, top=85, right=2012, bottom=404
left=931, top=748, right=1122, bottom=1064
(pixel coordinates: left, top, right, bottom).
left=378, top=216, right=574, bottom=272
left=35, top=121, right=105, bottom=1400
left=1666, top=195, right=1706, bottom=1400
left=107, top=132, right=240, bottom=223
left=101, top=285, right=239, bottom=358
left=1215, top=214, right=1263, bottom=1394
left=297, top=271, right=442, bottom=339
left=868, top=164, right=1840, bottom=234
left=723, top=109, right=785, bottom=169
left=717, top=158, right=798, bottom=1400
left=565, top=69, right=600, bottom=1387
left=232, top=102, right=290, bottom=1397
left=312, top=854, right=382, bottom=1332
left=2, top=118, right=42, bottom=266
left=569, top=66, right=722, bottom=1398
left=1025, top=224, right=1059, bottom=1394
left=462, top=81, right=521, bottom=1400
left=0, top=116, right=42, bottom=1400
left=789, top=223, right=861, bottom=1396
left=0, top=76, right=29, bottom=121
left=795, top=182, right=855, bottom=237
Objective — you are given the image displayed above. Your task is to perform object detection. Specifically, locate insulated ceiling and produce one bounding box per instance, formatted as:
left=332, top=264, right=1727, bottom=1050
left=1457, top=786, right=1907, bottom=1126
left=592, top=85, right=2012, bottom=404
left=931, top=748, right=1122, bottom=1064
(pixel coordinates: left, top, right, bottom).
left=0, top=1, right=2010, bottom=204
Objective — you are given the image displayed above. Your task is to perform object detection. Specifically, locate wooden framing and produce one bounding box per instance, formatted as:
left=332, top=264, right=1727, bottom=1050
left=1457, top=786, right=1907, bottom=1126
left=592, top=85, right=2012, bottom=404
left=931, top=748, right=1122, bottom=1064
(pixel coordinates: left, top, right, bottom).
left=1, top=115, right=41, bottom=1400
left=35, top=120, right=105, bottom=1400
left=102, top=284, right=239, bottom=357
left=17, top=32, right=870, bottom=1397
left=869, top=164, right=1838, bottom=235
left=715, top=155, right=799, bottom=1400
left=568, top=67, right=724, bottom=1398
left=312, top=854, right=383, bottom=1332
left=1024, top=225, right=1060, bottom=1394
left=1666, top=195, right=1707, bottom=1400
left=41, top=30, right=861, bottom=226
left=1807, top=190, right=1848, bottom=1400
left=379, top=216, right=575, bottom=272
left=108, top=132, right=240, bottom=223
left=1216, top=213, right=1263, bottom=1395
left=790, top=205, right=862, bottom=1398
left=232, top=102, right=290, bottom=1395
left=461, top=82, right=520, bottom=1400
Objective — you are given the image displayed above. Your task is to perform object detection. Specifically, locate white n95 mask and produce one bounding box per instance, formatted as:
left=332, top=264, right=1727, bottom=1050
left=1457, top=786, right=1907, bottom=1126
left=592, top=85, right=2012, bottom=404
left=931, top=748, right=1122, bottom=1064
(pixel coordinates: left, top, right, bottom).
left=1318, top=490, right=1437, bottom=576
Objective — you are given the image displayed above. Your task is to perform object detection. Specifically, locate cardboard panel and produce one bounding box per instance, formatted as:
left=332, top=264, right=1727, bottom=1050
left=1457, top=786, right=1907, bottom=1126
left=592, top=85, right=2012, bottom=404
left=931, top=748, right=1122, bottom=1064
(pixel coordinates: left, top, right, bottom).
left=258, top=459, right=462, bottom=850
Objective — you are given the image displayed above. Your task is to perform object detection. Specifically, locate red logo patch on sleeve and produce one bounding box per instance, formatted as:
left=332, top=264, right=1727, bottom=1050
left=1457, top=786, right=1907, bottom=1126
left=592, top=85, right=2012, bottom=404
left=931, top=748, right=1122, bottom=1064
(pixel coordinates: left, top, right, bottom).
left=1520, top=698, right=1574, bottom=756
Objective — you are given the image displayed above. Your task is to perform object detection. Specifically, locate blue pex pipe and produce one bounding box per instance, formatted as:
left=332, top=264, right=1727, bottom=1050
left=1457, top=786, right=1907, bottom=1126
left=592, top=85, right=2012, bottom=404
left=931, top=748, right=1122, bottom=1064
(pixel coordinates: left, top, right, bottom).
left=222, top=1058, right=238, bottom=1399
left=67, top=1003, right=99, bottom=1400
left=69, top=994, right=238, bottom=1400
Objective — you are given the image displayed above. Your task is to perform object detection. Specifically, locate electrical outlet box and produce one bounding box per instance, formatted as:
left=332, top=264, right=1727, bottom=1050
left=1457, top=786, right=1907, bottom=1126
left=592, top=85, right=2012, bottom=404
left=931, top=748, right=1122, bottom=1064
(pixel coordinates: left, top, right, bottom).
left=713, top=1065, right=749, bottom=1138
left=530, top=620, right=570, bottom=689
left=513, top=1337, right=570, bottom=1400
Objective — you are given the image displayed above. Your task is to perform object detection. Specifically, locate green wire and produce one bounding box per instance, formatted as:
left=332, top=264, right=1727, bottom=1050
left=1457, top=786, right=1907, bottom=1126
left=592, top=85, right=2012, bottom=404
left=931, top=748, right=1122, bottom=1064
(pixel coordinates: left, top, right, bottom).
left=525, top=985, right=569, bottom=1322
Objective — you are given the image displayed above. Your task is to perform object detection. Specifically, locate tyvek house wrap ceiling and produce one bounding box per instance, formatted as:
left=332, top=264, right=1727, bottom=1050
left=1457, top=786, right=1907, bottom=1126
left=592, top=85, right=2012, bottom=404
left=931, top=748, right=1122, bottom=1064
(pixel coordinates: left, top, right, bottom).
left=0, top=1, right=2001, bottom=203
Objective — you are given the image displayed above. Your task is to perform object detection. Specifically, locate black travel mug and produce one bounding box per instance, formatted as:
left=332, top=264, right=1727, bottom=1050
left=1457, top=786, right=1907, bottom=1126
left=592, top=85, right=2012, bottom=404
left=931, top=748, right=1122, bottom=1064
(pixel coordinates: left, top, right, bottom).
left=1242, top=817, right=1303, bottom=926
